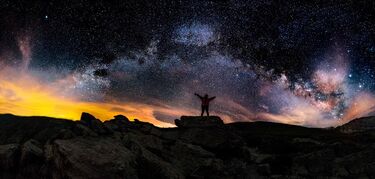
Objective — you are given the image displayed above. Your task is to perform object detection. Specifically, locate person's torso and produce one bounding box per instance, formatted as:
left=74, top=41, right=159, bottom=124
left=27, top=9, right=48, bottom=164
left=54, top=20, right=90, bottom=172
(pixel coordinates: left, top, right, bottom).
left=202, top=98, right=210, bottom=106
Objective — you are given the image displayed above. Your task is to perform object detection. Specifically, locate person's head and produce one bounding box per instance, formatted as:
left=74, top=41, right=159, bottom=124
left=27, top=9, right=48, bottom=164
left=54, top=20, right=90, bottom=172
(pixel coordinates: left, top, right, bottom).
left=204, top=94, right=208, bottom=98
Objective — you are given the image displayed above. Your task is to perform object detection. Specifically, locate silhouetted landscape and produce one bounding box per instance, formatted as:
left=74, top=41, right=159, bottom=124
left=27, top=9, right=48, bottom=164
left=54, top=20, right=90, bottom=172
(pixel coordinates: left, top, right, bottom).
left=2, top=0, right=375, bottom=178
left=1, top=113, right=375, bottom=178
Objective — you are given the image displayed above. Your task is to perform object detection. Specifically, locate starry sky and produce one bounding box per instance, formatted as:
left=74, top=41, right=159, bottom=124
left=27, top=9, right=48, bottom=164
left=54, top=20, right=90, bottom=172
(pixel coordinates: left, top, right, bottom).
left=1, top=0, right=375, bottom=127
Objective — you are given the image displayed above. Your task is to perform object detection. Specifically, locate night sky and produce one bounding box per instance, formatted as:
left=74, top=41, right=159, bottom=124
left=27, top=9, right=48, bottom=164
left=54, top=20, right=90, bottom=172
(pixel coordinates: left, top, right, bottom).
left=1, top=0, right=375, bottom=127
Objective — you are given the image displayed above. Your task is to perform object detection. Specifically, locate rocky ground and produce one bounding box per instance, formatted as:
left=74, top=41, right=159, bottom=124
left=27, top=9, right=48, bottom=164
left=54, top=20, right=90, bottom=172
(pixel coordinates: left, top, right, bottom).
left=1, top=113, right=375, bottom=178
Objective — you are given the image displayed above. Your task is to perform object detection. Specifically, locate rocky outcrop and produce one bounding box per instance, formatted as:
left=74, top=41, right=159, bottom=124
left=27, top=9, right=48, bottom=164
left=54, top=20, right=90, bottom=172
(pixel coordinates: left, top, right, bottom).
left=79, top=112, right=111, bottom=135
left=1, top=113, right=375, bottom=178
left=0, top=144, right=19, bottom=172
left=46, top=137, right=138, bottom=179
left=114, top=115, right=129, bottom=121
left=174, top=116, right=224, bottom=128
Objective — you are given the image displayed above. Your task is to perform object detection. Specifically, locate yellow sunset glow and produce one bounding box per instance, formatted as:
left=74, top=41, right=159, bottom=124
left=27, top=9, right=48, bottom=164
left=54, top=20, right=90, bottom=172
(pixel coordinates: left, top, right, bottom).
left=0, top=70, right=175, bottom=127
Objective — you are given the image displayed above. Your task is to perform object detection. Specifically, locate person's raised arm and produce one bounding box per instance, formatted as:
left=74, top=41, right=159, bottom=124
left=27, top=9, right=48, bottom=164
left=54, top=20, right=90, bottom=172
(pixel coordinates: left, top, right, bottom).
left=209, top=96, right=216, bottom=101
left=194, top=93, right=203, bottom=99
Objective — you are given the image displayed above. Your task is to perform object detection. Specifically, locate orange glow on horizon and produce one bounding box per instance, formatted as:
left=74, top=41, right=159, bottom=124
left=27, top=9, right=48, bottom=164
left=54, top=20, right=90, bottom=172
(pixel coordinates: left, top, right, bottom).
left=1, top=66, right=375, bottom=128
left=0, top=70, right=176, bottom=127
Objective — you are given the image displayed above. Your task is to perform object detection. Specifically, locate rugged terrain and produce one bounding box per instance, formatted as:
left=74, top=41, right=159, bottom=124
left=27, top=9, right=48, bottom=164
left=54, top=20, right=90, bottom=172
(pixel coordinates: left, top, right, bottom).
left=1, top=113, right=375, bottom=178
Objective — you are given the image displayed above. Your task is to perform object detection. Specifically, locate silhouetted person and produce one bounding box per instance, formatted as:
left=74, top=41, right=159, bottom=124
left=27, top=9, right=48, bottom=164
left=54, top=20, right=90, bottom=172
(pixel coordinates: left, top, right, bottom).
left=195, top=93, right=216, bottom=116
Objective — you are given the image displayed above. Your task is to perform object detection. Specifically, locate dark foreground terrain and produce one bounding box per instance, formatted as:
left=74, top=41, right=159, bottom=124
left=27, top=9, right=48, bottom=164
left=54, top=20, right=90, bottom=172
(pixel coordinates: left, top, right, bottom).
left=1, top=113, right=375, bottom=178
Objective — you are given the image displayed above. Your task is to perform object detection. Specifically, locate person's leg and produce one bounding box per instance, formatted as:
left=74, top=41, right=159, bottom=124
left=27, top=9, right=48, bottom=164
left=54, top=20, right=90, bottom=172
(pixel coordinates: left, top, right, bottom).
left=206, top=105, right=209, bottom=116
left=201, top=105, right=204, bottom=116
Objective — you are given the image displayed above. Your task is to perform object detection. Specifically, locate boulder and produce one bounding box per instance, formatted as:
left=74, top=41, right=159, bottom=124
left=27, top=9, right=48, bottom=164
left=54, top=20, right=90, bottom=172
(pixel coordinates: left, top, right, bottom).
left=47, top=137, right=138, bottom=178
left=114, top=115, right=129, bottom=121
left=79, top=112, right=110, bottom=135
left=175, top=116, right=224, bottom=128
left=19, top=139, right=45, bottom=176
left=21, top=140, right=43, bottom=161
left=104, top=115, right=131, bottom=132
left=80, top=112, right=97, bottom=125
left=121, top=135, right=185, bottom=178
left=0, top=144, right=19, bottom=170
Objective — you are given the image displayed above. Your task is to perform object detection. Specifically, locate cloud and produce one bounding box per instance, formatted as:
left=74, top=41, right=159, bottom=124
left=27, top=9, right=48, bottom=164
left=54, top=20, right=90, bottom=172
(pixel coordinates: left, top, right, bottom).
left=153, top=111, right=178, bottom=124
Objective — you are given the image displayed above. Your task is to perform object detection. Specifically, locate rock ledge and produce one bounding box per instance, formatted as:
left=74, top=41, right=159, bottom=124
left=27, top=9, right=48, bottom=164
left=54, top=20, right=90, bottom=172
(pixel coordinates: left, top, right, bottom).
left=175, top=116, right=224, bottom=128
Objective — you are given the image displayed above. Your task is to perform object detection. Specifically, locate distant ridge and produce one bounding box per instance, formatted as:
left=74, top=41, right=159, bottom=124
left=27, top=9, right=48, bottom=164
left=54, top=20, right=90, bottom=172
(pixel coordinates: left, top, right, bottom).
left=338, top=116, right=375, bottom=133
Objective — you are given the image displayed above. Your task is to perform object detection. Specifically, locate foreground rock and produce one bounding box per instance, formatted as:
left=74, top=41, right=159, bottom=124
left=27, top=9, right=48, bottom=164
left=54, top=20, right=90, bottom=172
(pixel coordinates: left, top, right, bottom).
left=1, top=113, right=375, bottom=178
left=175, top=116, right=224, bottom=128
